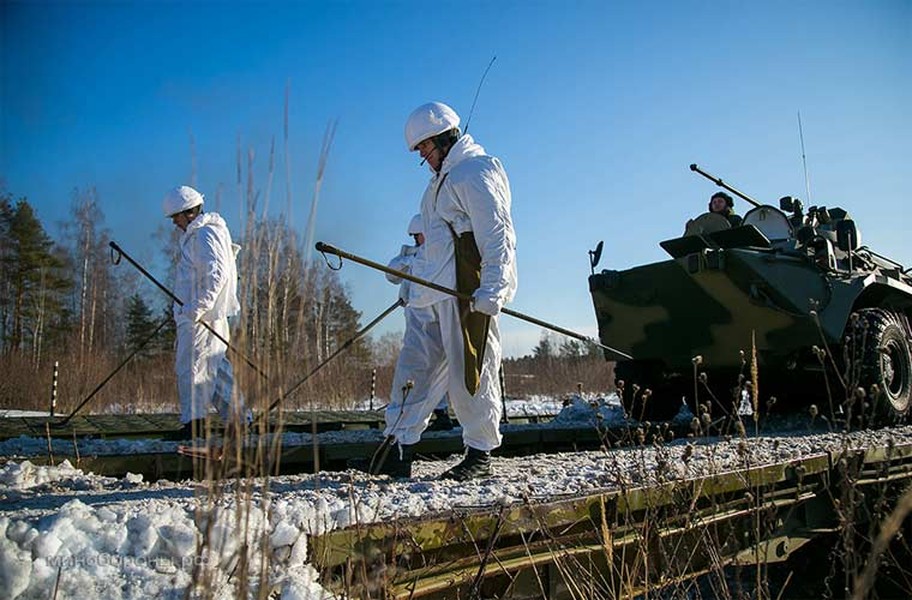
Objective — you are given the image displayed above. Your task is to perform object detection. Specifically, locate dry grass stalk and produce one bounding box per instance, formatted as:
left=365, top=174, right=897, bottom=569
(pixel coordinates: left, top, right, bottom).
left=851, top=483, right=912, bottom=599
left=44, top=421, right=54, bottom=464
left=71, top=428, right=80, bottom=468
left=750, top=330, right=759, bottom=431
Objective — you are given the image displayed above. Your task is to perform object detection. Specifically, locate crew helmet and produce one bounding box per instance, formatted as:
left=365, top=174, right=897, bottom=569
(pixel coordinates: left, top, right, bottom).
left=407, top=214, right=423, bottom=235
left=163, top=185, right=204, bottom=217
left=404, top=102, right=460, bottom=151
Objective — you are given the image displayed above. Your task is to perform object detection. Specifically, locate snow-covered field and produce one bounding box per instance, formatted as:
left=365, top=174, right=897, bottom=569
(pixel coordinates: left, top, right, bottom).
left=2, top=396, right=911, bottom=599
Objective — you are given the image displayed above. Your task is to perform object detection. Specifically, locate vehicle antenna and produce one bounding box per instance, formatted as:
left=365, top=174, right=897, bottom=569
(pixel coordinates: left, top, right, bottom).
left=798, top=110, right=812, bottom=204
left=463, top=55, right=497, bottom=135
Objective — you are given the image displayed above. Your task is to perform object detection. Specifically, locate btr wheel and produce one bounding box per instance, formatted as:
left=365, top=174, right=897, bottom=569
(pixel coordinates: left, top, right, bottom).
left=846, top=309, right=912, bottom=423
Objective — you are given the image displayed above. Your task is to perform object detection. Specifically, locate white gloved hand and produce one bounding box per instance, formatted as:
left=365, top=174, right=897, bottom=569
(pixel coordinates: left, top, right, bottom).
left=470, top=293, right=501, bottom=316
left=386, top=245, right=415, bottom=284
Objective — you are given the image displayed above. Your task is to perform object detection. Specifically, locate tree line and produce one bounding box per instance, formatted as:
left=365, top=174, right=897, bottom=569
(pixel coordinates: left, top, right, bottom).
left=0, top=187, right=372, bottom=413
left=502, top=331, right=613, bottom=398
left=0, top=186, right=612, bottom=414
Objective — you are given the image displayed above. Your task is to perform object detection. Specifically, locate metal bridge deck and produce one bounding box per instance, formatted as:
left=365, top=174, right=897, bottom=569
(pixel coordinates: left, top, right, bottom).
left=310, top=441, right=912, bottom=599
left=3, top=411, right=910, bottom=597
left=0, top=410, right=388, bottom=440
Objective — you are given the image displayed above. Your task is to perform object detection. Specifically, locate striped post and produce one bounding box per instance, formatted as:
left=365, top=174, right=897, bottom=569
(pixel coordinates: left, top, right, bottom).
left=50, top=361, right=59, bottom=417
left=369, top=368, right=377, bottom=411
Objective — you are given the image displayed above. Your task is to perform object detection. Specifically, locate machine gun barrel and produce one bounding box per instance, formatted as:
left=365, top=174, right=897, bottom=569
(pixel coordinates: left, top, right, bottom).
left=689, top=163, right=762, bottom=208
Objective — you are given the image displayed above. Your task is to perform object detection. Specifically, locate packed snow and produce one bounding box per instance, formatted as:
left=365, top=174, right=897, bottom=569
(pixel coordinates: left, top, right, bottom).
left=0, top=410, right=58, bottom=418
left=2, top=396, right=912, bottom=599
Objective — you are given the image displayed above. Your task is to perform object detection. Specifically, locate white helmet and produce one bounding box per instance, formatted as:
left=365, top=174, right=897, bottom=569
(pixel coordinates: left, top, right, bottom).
left=163, top=185, right=204, bottom=217
left=404, top=102, right=460, bottom=151
left=407, top=213, right=422, bottom=235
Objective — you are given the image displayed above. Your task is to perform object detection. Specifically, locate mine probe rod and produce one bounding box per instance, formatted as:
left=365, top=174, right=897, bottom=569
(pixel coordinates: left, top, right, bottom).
left=690, top=163, right=762, bottom=208
left=52, top=316, right=171, bottom=427
left=316, top=241, right=633, bottom=360
left=256, top=299, right=403, bottom=426
left=109, top=241, right=267, bottom=380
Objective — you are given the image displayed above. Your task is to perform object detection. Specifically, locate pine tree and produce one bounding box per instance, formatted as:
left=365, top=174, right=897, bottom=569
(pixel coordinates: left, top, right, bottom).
left=155, top=305, right=176, bottom=355
left=125, top=293, right=159, bottom=358
left=0, top=195, right=14, bottom=346
left=0, top=198, right=72, bottom=361
left=533, top=331, right=557, bottom=360
left=559, top=338, right=583, bottom=358
left=584, top=338, right=603, bottom=359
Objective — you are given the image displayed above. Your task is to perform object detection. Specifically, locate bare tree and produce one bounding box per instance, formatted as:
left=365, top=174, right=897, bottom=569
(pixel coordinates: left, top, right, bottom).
left=61, top=187, right=120, bottom=361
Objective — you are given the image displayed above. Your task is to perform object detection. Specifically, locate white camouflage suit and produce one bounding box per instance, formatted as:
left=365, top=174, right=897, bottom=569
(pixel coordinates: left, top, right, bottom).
left=384, top=235, right=448, bottom=437
left=173, top=212, right=244, bottom=425
left=384, top=134, right=517, bottom=451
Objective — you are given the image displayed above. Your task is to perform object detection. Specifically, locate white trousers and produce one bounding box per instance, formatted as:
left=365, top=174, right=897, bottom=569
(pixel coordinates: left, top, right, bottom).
left=384, top=298, right=503, bottom=451
left=175, top=318, right=244, bottom=424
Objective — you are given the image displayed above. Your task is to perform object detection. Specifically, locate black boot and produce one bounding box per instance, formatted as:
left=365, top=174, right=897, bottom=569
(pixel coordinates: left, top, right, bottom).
left=427, top=408, right=455, bottom=431
left=439, top=447, right=492, bottom=481
left=349, top=437, right=413, bottom=478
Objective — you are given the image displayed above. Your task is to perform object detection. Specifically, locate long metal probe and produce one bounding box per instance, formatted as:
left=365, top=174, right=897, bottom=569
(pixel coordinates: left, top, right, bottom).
left=109, top=241, right=267, bottom=380
left=51, top=317, right=171, bottom=427
left=256, top=299, right=403, bottom=426
left=316, top=241, right=633, bottom=360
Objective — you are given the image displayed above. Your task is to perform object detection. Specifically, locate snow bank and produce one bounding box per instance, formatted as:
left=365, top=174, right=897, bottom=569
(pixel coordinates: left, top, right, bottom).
left=0, top=410, right=57, bottom=418
left=503, top=396, right=566, bottom=417
left=0, top=473, right=339, bottom=599
left=352, top=396, right=566, bottom=418
left=3, top=408, right=912, bottom=598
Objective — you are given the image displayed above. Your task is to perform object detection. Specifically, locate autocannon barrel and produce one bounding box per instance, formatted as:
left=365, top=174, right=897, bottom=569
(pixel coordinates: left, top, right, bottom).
left=690, top=163, right=762, bottom=208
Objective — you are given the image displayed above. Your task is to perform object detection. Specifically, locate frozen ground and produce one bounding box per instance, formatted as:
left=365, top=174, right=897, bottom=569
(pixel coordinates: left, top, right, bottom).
left=2, top=396, right=912, bottom=599
left=0, top=396, right=588, bottom=460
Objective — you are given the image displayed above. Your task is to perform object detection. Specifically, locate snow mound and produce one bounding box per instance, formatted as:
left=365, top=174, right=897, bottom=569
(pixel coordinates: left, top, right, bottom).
left=1, top=460, right=85, bottom=490
left=504, top=396, right=565, bottom=417
left=551, top=394, right=627, bottom=427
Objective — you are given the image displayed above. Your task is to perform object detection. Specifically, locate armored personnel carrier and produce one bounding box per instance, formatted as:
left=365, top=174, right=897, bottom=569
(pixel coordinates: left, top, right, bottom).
left=588, top=164, right=912, bottom=424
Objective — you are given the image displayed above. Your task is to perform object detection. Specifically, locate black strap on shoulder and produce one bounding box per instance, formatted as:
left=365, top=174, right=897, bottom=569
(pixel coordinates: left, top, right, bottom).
left=434, top=174, right=489, bottom=395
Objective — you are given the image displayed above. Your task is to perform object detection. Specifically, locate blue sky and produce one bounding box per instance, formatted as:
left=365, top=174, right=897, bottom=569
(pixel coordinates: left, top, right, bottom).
left=2, top=0, right=910, bottom=357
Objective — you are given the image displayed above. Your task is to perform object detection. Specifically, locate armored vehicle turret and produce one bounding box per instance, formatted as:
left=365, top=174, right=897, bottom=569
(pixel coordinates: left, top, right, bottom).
left=589, top=164, right=912, bottom=424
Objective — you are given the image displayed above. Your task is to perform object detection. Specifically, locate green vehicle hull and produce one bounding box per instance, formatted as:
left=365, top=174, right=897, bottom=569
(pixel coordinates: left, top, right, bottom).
left=589, top=207, right=912, bottom=422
